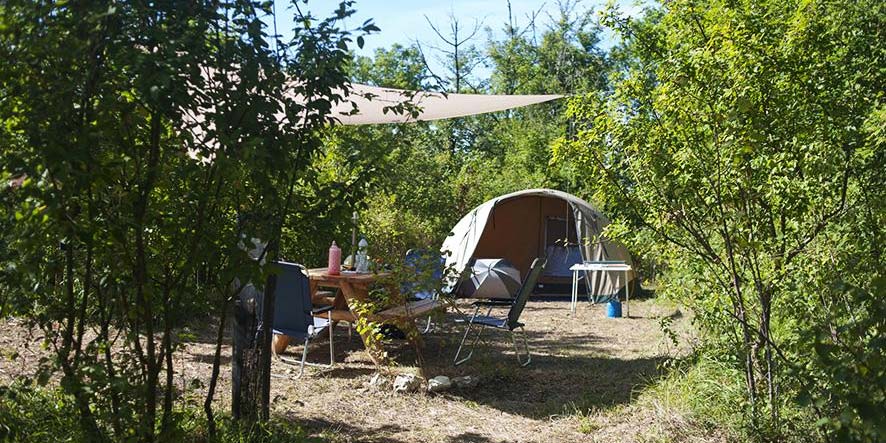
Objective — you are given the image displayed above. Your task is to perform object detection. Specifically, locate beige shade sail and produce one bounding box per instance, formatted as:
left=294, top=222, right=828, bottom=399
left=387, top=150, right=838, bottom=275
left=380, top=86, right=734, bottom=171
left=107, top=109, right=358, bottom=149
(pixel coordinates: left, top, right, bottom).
left=184, top=76, right=564, bottom=161
left=325, top=84, right=564, bottom=125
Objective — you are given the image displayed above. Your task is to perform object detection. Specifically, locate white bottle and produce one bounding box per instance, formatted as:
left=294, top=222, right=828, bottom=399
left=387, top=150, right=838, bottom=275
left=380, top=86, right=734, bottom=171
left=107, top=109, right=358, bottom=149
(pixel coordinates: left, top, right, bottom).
left=356, top=238, right=369, bottom=273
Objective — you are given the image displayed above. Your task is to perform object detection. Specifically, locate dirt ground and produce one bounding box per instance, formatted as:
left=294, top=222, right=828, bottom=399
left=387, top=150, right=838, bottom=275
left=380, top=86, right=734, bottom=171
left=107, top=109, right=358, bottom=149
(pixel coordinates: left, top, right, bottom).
left=0, top=297, right=706, bottom=443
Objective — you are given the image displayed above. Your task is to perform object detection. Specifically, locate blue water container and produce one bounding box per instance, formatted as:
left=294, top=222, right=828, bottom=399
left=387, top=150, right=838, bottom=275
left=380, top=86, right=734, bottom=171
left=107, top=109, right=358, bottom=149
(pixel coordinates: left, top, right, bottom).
left=607, top=300, right=623, bottom=318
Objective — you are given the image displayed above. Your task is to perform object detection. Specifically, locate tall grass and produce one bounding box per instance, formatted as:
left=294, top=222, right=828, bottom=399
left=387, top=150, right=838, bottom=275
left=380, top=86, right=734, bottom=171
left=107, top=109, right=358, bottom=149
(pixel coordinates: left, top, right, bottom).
left=0, top=382, right=317, bottom=442
left=634, top=355, right=820, bottom=442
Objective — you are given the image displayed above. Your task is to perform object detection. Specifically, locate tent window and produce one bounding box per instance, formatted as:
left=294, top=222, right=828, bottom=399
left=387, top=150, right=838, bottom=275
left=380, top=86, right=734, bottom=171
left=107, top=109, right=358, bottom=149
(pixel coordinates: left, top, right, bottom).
left=544, top=217, right=578, bottom=247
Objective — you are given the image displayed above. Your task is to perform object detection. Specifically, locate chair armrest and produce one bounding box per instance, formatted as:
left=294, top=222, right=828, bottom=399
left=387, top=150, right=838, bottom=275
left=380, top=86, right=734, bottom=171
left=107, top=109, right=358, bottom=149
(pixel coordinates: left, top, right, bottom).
left=312, top=305, right=334, bottom=314
left=472, top=299, right=513, bottom=307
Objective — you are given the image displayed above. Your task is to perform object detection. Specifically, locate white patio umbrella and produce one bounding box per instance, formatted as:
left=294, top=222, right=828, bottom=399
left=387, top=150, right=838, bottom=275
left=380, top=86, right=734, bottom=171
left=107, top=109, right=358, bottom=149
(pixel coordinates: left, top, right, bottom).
left=459, top=258, right=522, bottom=299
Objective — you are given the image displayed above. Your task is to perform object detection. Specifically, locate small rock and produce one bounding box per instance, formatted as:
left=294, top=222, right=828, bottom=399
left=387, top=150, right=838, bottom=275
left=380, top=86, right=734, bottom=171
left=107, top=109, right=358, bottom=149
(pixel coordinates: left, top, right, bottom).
left=452, top=375, right=479, bottom=389
left=367, top=373, right=390, bottom=391
left=427, top=375, right=452, bottom=393
left=392, top=374, right=421, bottom=393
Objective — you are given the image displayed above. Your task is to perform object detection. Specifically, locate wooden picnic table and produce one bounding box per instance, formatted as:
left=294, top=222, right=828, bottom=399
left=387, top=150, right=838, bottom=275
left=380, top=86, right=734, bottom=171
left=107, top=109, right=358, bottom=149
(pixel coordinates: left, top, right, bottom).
left=307, top=268, right=380, bottom=323
left=303, top=268, right=441, bottom=365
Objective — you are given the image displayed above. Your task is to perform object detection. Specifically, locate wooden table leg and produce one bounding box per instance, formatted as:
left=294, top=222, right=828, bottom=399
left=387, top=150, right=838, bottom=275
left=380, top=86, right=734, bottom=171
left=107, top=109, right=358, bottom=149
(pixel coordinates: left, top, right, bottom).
left=337, top=281, right=385, bottom=365
left=309, top=280, right=319, bottom=299
left=332, top=288, right=349, bottom=310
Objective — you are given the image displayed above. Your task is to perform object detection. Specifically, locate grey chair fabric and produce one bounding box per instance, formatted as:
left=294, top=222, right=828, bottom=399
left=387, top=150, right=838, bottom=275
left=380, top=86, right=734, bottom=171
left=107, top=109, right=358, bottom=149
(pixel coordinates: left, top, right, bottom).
left=507, top=258, right=545, bottom=329
left=272, top=261, right=334, bottom=377
left=272, top=261, right=316, bottom=339
left=453, top=257, right=547, bottom=367
left=403, top=249, right=446, bottom=333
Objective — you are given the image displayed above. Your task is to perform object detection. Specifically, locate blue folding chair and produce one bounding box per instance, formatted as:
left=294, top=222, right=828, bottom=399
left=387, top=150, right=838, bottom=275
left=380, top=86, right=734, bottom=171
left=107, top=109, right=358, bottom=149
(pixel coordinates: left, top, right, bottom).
left=453, top=258, right=546, bottom=367
left=403, top=249, right=445, bottom=333
left=272, top=261, right=335, bottom=378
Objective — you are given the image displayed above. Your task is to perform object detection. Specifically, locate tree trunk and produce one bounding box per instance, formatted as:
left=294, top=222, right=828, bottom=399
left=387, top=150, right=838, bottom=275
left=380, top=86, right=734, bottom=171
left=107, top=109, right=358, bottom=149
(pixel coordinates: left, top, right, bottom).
left=134, top=111, right=163, bottom=443
left=258, top=273, right=277, bottom=420
left=760, top=290, right=778, bottom=427
left=161, top=289, right=175, bottom=435
left=56, top=241, right=105, bottom=441
left=136, top=229, right=157, bottom=443
left=232, top=282, right=262, bottom=423
left=73, top=243, right=92, bottom=367
left=231, top=273, right=277, bottom=424
left=205, top=301, right=228, bottom=439
left=100, top=301, right=123, bottom=438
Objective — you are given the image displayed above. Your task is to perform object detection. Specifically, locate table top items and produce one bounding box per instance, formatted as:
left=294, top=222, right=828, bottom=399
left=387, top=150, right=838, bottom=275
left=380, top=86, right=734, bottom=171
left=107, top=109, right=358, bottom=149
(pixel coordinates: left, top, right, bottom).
left=355, top=238, right=370, bottom=273
left=327, top=241, right=342, bottom=275
left=570, top=261, right=632, bottom=272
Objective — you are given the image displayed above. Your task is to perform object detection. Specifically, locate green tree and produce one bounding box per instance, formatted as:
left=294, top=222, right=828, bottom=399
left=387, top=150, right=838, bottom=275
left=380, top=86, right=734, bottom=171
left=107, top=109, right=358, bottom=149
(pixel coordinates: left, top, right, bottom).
left=488, top=0, right=609, bottom=95
left=470, top=0, right=610, bottom=192
left=322, top=3, right=613, bottom=262
left=0, top=0, right=372, bottom=440
left=352, top=43, right=430, bottom=89
left=553, top=0, right=884, bottom=439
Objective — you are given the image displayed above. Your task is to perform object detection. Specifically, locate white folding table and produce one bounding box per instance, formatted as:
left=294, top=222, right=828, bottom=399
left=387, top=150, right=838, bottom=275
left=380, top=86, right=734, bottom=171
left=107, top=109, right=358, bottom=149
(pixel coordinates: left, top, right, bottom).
left=569, top=262, right=633, bottom=317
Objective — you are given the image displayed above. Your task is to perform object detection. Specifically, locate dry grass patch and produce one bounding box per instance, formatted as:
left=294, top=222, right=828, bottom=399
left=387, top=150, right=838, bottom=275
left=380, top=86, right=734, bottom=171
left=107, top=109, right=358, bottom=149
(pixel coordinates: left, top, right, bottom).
left=1, top=297, right=720, bottom=442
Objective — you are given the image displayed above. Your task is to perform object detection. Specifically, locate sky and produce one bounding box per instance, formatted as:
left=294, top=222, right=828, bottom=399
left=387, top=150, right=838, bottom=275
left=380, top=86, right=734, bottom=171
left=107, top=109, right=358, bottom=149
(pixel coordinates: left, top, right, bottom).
left=266, top=0, right=650, bottom=79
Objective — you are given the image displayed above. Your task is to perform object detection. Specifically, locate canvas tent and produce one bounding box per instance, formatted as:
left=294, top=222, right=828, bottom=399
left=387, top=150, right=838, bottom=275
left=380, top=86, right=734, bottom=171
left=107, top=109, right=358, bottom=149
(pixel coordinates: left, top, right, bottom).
left=441, top=189, right=635, bottom=298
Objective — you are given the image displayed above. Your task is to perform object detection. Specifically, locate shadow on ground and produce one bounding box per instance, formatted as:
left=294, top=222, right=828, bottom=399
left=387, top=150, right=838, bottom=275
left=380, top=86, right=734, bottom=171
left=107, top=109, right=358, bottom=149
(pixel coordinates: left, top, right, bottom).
left=295, top=416, right=412, bottom=443
left=293, top=415, right=502, bottom=443
left=172, top=297, right=676, bottom=442
left=381, top=308, right=668, bottom=419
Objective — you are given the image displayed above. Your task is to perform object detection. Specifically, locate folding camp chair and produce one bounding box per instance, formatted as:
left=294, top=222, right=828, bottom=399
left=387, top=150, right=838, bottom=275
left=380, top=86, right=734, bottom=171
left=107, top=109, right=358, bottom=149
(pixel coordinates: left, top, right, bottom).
left=403, top=249, right=445, bottom=334
left=453, top=257, right=546, bottom=367
left=271, top=261, right=335, bottom=378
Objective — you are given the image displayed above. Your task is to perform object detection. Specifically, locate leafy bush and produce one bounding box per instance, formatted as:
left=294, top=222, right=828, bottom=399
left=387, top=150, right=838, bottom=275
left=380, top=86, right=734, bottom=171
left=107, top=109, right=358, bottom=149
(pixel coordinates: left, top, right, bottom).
left=360, top=193, right=440, bottom=263
left=0, top=382, right=316, bottom=443
left=0, top=0, right=373, bottom=439
left=552, top=0, right=884, bottom=440
left=0, top=382, right=83, bottom=442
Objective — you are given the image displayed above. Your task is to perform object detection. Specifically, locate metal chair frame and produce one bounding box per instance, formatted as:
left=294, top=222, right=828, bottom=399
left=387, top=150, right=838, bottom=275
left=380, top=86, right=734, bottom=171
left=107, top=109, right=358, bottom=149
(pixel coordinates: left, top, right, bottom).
left=271, top=261, right=336, bottom=378
left=453, top=301, right=532, bottom=366
left=452, top=258, right=546, bottom=367
left=276, top=309, right=335, bottom=379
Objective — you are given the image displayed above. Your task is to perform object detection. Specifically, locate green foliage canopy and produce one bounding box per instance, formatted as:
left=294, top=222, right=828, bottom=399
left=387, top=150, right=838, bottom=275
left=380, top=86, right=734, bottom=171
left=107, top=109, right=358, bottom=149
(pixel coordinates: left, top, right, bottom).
left=553, top=0, right=884, bottom=439
left=0, top=0, right=373, bottom=440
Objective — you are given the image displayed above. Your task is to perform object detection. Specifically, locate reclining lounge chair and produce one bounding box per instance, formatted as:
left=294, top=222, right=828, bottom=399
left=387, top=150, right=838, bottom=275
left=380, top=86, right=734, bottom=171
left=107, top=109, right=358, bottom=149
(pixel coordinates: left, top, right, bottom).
left=453, top=257, right=546, bottom=367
